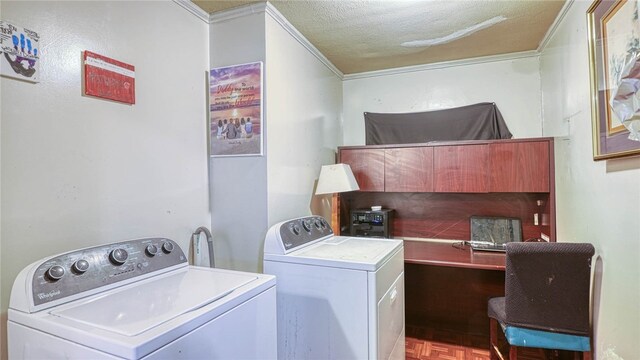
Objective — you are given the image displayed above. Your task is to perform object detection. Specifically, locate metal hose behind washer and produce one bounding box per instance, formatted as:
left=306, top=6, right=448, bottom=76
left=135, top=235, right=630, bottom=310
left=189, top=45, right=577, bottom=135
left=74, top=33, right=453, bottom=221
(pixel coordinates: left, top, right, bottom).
left=192, top=226, right=215, bottom=268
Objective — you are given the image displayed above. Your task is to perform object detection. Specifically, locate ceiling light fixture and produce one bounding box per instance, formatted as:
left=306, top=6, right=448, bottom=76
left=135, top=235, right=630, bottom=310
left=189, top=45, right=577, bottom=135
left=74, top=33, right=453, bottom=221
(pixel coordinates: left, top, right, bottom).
left=401, top=15, right=508, bottom=48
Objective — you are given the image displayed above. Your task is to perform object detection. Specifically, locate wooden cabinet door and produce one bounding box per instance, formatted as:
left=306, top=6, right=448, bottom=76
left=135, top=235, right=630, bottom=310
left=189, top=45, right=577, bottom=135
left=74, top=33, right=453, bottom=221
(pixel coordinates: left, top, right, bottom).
left=433, top=144, right=489, bottom=193
left=385, top=147, right=434, bottom=192
left=489, top=141, right=550, bottom=192
left=340, top=149, right=385, bottom=192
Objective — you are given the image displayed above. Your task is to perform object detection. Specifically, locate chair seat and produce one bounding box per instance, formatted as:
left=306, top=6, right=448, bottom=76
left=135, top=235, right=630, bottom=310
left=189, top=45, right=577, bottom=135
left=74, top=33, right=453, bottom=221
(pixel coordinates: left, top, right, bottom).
left=488, top=297, right=506, bottom=321
left=489, top=297, right=590, bottom=352
left=503, top=325, right=591, bottom=351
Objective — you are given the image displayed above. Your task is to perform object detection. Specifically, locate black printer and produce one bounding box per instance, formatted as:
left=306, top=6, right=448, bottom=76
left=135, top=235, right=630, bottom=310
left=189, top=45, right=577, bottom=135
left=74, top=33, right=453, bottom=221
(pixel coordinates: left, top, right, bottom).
left=350, top=209, right=394, bottom=238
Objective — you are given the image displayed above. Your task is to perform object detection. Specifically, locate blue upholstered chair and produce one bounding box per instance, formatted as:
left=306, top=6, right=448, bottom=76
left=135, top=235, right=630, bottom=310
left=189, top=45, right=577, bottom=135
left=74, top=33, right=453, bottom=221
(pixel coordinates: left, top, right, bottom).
left=488, top=242, right=595, bottom=360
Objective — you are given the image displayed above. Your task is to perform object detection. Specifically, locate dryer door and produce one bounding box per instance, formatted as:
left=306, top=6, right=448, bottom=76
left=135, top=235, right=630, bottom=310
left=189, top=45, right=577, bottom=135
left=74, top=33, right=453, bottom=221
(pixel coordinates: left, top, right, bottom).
left=377, top=272, right=405, bottom=360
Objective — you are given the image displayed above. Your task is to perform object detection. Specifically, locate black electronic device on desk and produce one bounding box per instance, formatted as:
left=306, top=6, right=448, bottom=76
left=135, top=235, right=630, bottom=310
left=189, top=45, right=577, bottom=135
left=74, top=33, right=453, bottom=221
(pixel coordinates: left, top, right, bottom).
left=350, top=209, right=394, bottom=238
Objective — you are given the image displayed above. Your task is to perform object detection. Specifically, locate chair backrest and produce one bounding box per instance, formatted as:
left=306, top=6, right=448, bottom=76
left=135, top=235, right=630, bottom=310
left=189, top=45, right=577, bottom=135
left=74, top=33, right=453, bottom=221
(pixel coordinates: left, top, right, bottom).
left=504, top=242, right=595, bottom=336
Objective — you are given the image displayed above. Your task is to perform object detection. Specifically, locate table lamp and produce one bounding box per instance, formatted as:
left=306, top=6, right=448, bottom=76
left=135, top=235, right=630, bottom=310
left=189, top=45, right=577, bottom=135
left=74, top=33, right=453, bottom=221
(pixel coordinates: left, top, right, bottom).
left=315, top=163, right=360, bottom=233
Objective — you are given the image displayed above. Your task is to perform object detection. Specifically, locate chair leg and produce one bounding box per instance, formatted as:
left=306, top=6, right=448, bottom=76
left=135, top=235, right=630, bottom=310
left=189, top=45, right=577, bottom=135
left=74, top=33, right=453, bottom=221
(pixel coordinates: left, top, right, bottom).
left=490, top=318, right=500, bottom=360
left=570, top=350, right=592, bottom=360
left=509, top=345, right=518, bottom=360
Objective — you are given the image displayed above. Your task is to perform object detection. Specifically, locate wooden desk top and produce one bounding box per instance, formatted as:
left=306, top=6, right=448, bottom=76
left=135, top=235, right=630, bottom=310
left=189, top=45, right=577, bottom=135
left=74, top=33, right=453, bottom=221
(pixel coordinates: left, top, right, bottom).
left=403, top=240, right=505, bottom=271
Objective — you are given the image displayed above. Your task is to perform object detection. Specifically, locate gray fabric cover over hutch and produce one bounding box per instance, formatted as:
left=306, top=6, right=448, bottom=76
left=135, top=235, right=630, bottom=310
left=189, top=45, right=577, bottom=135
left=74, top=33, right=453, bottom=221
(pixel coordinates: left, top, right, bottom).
left=364, top=102, right=512, bottom=145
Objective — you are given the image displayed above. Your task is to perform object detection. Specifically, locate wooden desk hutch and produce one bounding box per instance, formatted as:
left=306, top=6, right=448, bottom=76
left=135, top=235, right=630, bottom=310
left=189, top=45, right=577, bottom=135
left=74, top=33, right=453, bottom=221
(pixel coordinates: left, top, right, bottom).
left=337, top=137, right=556, bottom=347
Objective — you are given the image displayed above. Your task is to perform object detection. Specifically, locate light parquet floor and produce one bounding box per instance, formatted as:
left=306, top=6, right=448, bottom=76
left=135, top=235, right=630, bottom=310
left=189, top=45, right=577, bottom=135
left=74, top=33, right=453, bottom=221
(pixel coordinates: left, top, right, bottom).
left=406, top=337, right=490, bottom=360
left=406, top=336, right=550, bottom=360
left=405, top=326, right=548, bottom=360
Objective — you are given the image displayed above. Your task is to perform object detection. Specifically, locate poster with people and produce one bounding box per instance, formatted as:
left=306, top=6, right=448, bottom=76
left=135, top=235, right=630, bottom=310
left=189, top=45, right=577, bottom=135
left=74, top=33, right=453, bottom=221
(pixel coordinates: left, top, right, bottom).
left=209, top=62, right=262, bottom=157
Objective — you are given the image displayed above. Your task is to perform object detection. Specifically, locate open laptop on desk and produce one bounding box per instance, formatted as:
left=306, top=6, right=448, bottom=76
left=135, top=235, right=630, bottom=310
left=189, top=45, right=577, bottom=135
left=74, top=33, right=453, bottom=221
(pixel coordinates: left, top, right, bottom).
left=469, top=216, right=522, bottom=252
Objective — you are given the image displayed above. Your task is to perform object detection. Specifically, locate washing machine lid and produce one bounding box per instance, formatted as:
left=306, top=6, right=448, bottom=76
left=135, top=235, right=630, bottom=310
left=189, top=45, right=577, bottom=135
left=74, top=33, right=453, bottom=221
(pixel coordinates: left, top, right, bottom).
left=50, top=267, right=258, bottom=337
left=282, top=236, right=402, bottom=271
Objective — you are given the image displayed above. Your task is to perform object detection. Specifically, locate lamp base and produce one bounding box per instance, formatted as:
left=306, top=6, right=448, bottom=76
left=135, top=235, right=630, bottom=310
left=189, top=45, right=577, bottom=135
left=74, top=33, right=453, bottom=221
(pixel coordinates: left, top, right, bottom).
left=331, top=193, right=340, bottom=235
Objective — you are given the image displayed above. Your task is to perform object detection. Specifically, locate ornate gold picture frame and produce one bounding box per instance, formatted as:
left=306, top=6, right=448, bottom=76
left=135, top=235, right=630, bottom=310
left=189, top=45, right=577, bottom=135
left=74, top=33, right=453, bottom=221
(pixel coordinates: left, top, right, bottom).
left=587, top=0, right=640, bottom=160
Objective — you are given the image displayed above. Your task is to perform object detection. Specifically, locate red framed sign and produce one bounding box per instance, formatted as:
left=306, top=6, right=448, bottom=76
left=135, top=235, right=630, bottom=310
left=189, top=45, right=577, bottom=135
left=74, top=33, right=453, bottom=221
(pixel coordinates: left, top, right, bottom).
left=83, top=51, right=135, bottom=104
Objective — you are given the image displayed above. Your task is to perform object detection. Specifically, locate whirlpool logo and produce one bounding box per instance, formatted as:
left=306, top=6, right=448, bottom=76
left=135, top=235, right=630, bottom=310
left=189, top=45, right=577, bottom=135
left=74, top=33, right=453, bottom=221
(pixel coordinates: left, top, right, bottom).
left=37, top=290, right=61, bottom=300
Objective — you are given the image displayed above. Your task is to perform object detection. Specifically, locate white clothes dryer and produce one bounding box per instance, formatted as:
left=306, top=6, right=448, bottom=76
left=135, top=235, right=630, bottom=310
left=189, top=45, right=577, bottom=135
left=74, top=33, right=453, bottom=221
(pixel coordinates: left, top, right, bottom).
left=263, top=216, right=405, bottom=360
left=8, top=238, right=277, bottom=359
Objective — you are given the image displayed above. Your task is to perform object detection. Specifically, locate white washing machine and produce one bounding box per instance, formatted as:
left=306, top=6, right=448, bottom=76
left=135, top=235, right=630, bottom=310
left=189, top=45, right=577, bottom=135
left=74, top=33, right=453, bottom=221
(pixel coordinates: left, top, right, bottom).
left=263, top=216, right=405, bottom=360
left=8, top=237, right=277, bottom=359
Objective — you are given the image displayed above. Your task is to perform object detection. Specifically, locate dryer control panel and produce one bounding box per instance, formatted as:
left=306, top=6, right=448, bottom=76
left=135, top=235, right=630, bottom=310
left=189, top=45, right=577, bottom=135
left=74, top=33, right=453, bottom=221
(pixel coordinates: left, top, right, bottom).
left=30, top=238, right=187, bottom=307
left=277, top=216, right=333, bottom=252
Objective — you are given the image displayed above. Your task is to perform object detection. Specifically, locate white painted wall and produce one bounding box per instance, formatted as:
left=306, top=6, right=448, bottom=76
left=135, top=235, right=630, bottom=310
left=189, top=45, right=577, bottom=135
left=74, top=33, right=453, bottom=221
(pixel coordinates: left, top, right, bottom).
left=0, top=1, right=210, bottom=358
left=209, top=6, right=342, bottom=273
left=342, top=57, right=543, bottom=145
left=3, top=2, right=635, bottom=359
left=209, top=11, right=268, bottom=273
left=265, top=12, right=343, bottom=225
left=540, top=1, right=640, bottom=358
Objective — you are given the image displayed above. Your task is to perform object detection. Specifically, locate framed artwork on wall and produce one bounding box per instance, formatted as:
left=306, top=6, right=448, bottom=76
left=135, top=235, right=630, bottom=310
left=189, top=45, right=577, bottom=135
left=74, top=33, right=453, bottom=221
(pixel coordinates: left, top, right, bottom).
left=0, top=20, right=40, bottom=83
left=209, top=61, right=263, bottom=157
left=587, top=0, right=640, bottom=160
left=83, top=51, right=135, bottom=105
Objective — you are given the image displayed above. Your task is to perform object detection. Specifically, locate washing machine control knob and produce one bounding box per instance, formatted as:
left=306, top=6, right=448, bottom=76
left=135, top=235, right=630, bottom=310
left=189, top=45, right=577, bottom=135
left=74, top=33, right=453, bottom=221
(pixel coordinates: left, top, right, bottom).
left=162, top=242, right=174, bottom=253
left=72, top=259, right=90, bottom=274
left=145, top=244, right=158, bottom=257
left=46, top=265, right=65, bottom=281
left=302, top=219, right=312, bottom=232
left=314, top=219, right=322, bottom=229
left=290, top=224, right=301, bottom=235
left=109, top=248, right=128, bottom=265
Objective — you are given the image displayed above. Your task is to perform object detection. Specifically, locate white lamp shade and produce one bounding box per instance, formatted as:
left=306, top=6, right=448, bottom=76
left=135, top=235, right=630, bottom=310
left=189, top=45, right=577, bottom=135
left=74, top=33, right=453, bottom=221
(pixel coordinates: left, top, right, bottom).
left=315, top=164, right=360, bottom=195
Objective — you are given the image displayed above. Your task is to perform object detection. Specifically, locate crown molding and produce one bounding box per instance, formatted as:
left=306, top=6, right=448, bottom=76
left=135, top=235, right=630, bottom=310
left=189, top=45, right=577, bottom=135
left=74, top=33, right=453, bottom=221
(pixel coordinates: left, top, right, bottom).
left=343, top=50, right=539, bottom=81
left=264, top=2, right=343, bottom=79
left=209, top=2, right=268, bottom=23
left=537, top=0, right=575, bottom=52
left=176, top=0, right=557, bottom=82
left=173, top=0, right=210, bottom=23
left=206, top=1, right=342, bottom=78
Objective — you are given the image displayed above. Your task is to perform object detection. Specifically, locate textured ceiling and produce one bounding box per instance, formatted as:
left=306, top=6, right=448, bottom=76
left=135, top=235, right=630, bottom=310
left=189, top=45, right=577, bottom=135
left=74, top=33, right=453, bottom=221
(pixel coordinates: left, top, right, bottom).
left=193, top=0, right=565, bottom=74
